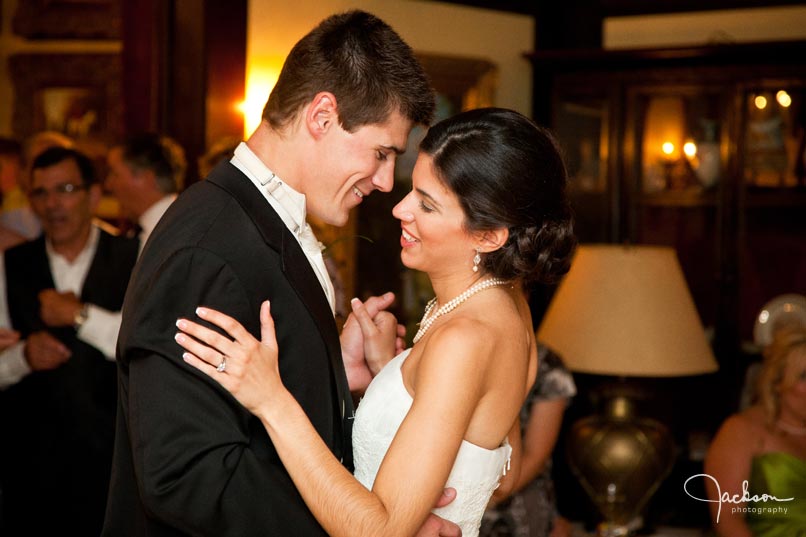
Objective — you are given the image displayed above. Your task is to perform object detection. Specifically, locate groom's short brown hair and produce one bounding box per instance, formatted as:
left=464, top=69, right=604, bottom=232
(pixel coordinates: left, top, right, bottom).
left=262, top=10, right=435, bottom=132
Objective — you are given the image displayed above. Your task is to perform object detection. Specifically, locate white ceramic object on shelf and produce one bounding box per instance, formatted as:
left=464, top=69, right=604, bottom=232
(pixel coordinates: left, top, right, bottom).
left=753, top=293, right=806, bottom=348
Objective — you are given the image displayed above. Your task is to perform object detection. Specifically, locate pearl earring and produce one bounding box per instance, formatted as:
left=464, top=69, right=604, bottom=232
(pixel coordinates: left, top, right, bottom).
left=472, top=248, right=481, bottom=273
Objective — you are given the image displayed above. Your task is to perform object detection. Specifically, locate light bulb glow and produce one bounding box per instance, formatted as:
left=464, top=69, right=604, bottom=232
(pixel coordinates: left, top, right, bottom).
left=662, top=142, right=675, bottom=156
left=240, top=58, right=284, bottom=137
left=776, top=90, right=792, bottom=108
left=754, top=95, right=768, bottom=110
left=683, top=142, right=697, bottom=159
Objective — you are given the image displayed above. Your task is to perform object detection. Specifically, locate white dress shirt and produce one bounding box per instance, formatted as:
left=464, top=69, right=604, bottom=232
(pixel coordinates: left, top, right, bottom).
left=138, top=194, right=176, bottom=254
left=230, top=142, right=336, bottom=313
left=0, top=225, right=122, bottom=389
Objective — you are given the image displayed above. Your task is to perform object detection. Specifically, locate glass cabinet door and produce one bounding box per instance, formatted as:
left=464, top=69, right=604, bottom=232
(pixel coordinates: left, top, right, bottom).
left=738, top=82, right=806, bottom=343
left=552, top=92, right=612, bottom=243
left=627, top=86, right=730, bottom=332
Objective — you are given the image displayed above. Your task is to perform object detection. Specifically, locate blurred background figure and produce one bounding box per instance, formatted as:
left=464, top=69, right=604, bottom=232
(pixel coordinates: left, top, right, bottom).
left=704, top=326, right=806, bottom=537
left=197, top=135, right=241, bottom=180
left=106, top=132, right=186, bottom=250
left=0, top=138, right=26, bottom=251
left=2, top=131, right=75, bottom=240
left=480, top=344, right=577, bottom=537
left=0, top=146, right=139, bottom=536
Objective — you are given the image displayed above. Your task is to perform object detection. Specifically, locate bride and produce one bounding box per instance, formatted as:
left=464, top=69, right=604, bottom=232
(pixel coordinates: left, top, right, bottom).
left=174, top=108, right=575, bottom=536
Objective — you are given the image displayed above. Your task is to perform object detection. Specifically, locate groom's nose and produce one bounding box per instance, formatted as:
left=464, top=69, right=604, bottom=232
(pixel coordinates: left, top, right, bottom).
left=370, top=164, right=394, bottom=193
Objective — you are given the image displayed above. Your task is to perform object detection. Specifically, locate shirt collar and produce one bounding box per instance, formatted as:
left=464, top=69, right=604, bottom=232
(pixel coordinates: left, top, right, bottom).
left=45, top=223, right=100, bottom=267
left=231, top=142, right=307, bottom=234
left=138, top=194, right=177, bottom=238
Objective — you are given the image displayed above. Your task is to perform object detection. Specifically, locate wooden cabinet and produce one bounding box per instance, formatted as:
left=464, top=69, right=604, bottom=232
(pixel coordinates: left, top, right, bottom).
left=529, top=42, right=806, bottom=528
left=529, top=41, right=806, bottom=361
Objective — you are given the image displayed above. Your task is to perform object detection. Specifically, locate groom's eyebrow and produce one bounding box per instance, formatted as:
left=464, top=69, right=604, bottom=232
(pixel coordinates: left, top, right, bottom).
left=415, top=188, right=443, bottom=208
left=380, top=144, right=405, bottom=155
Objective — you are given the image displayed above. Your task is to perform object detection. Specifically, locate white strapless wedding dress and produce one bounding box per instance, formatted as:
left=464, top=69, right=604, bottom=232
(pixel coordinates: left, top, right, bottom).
left=352, top=349, right=512, bottom=537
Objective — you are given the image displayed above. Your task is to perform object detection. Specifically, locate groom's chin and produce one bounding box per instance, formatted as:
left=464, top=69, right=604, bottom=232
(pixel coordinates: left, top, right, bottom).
left=316, top=209, right=350, bottom=228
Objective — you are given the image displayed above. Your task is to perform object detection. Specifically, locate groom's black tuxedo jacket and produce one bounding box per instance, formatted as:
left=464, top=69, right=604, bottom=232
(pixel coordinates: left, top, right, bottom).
left=103, top=162, right=354, bottom=536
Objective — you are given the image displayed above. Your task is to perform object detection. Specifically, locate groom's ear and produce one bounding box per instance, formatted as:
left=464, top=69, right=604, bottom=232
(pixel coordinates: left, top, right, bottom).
left=306, top=92, right=338, bottom=138
left=475, top=228, right=509, bottom=253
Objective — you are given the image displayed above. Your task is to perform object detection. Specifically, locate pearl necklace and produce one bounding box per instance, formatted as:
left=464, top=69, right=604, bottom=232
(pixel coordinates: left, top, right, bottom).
left=777, top=419, right=806, bottom=437
left=413, top=278, right=508, bottom=344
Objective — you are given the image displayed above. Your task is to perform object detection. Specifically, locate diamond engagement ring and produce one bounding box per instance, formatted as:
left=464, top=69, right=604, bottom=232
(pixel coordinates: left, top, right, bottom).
left=216, top=356, right=227, bottom=373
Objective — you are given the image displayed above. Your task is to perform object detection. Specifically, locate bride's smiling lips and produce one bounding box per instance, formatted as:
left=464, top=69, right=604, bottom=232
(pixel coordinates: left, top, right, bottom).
left=400, top=226, right=419, bottom=247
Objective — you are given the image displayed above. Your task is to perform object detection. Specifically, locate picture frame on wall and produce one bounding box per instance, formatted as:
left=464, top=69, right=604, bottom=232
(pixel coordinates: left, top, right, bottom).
left=9, top=53, right=122, bottom=143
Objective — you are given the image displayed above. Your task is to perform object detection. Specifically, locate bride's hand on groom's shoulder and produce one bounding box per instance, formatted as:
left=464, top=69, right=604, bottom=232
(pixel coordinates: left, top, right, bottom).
left=340, top=292, right=403, bottom=392
left=175, top=301, right=286, bottom=417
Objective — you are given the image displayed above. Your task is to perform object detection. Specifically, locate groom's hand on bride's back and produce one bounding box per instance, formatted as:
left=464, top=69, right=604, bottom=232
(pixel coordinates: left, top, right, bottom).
left=340, top=292, right=403, bottom=393
left=416, top=488, right=462, bottom=537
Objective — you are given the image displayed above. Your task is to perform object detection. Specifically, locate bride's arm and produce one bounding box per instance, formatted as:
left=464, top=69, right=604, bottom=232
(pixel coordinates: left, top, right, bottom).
left=177, top=304, right=495, bottom=537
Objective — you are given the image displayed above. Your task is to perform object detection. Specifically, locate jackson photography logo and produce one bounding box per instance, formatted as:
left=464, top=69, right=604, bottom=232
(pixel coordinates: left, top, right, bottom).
left=683, top=473, right=794, bottom=523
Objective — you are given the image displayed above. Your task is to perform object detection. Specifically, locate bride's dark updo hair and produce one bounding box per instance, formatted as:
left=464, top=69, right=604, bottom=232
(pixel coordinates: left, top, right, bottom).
left=420, top=107, right=576, bottom=285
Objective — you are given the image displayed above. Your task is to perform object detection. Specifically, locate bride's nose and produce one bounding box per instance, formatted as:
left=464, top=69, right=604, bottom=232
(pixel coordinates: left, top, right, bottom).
left=392, top=197, right=414, bottom=222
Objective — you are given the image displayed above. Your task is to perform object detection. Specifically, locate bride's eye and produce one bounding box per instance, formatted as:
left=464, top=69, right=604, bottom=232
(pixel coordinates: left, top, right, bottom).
left=418, top=200, right=435, bottom=213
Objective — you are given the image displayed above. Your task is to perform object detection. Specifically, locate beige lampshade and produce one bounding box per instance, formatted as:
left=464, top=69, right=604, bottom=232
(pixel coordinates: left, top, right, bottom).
left=537, top=244, right=718, bottom=377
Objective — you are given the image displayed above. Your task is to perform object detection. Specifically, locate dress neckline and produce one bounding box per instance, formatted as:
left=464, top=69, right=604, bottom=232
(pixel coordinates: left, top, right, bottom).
left=753, top=451, right=806, bottom=465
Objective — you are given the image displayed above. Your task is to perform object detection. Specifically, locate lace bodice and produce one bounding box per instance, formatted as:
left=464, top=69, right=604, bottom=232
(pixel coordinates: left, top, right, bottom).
left=352, top=349, right=512, bottom=537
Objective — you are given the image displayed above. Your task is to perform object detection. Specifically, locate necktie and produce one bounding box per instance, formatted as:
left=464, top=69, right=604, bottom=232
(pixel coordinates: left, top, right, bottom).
left=263, top=175, right=335, bottom=314
left=232, top=144, right=336, bottom=312
left=297, top=221, right=336, bottom=314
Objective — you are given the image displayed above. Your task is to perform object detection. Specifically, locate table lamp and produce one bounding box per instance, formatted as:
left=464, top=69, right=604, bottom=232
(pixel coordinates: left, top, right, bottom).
left=537, top=244, right=718, bottom=536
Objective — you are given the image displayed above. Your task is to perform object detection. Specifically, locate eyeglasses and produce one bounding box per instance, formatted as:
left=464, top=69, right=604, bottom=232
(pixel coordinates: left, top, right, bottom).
left=28, top=183, right=87, bottom=202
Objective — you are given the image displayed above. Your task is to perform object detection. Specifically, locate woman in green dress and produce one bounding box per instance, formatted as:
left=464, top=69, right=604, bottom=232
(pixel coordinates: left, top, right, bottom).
left=704, top=327, right=806, bottom=537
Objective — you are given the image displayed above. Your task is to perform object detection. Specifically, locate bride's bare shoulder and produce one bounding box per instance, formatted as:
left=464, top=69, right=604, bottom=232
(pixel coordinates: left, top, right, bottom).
left=423, top=316, right=497, bottom=357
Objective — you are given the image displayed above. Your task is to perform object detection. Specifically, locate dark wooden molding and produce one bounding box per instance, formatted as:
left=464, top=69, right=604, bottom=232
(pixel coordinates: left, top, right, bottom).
left=526, top=40, right=806, bottom=72
left=433, top=0, right=805, bottom=17
left=13, top=0, right=121, bottom=39
left=601, top=0, right=806, bottom=16
left=121, top=0, right=246, bottom=184
left=203, top=0, right=246, bottom=150
left=121, top=0, right=167, bottom=134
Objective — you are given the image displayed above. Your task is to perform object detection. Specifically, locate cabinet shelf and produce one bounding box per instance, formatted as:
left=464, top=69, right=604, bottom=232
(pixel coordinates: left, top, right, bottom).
left=744, top=187, right=806, bottom=208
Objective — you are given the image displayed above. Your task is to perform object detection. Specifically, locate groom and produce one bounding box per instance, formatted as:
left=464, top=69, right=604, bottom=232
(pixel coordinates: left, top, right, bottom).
left=103, top=10, right=459, bottom=537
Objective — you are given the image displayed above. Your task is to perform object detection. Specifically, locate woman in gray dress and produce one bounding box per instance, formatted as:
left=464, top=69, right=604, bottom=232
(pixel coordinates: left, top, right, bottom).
left=480, top=345, right=576, bottom=537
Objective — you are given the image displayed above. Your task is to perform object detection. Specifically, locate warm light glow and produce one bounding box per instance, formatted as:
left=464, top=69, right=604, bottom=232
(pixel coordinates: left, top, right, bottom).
left=683, top=141, right=697, bottom=159
left=642, top=97, right=685, bottom=186
left=777, top=90, right=792, bottom=108
left=754, top=95, right=768, bottom=110
left=240, top=56, right=285, bottom=137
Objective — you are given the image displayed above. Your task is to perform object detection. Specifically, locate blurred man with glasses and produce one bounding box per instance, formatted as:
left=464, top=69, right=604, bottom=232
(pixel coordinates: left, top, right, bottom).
left=0, top=146, right=139, bottom=536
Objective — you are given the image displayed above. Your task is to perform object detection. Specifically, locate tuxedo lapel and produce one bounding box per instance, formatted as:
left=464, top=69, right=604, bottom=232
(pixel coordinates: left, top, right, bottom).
left=206, top=163, right=336, bottom=333
left=207, top=163, right=354, bottom=461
